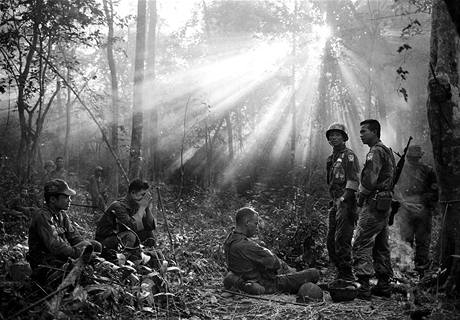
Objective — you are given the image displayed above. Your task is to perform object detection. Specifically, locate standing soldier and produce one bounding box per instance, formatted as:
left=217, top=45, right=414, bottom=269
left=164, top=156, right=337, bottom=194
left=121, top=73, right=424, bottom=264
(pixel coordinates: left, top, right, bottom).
left=325, top=123, right=360, bottom=283
left=353, top=119, right=395, bottom=299
left=50, top=156, right=68, bottom=180
left=394, top=145, right=438, bottom=277
left=88, top=166, right=108, bottom=211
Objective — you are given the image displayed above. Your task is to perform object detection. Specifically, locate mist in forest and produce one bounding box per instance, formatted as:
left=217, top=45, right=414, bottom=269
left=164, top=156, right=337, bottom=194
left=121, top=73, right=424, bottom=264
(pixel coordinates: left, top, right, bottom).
left=0, top=0, right=432, bottom=192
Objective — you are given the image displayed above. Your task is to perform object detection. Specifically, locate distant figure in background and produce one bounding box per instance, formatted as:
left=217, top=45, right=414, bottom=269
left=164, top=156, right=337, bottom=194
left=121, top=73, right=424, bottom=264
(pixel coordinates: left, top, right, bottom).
left=88, top=166, right=108, bottom=211
left=28, top=179, right=101, bottom=282
left=95, top=179, right=156, bottom=256
left=394, top=145, right=438, bottom=277
left=50, top=156, right=68, bottom=180
left=42, top=160, right=56, bottom=184
left=325, top=123, right=360, bottom=283
left=223, top=207, right=321, bottom=295
left=7, top=185, right=40, bottom=215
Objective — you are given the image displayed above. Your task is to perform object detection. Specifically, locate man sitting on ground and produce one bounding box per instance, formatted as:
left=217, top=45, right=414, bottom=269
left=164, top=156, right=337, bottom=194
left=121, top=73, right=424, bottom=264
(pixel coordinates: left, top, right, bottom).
left=223, top=207, right=321, bottom=295
left=95, top=179, right=156, bottom=257
left=28, top=179, right=101, bottom=282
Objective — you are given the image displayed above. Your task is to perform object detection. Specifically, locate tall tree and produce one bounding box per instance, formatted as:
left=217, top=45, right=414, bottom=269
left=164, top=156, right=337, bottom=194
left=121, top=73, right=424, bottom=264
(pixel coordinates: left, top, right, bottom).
left=146, top=0, right=159, bottom=182
left=102, top=0, right=120, bottom=194
left=129, top=0, right=147, bottom=179
left=427, top=0, right=460, bottom=292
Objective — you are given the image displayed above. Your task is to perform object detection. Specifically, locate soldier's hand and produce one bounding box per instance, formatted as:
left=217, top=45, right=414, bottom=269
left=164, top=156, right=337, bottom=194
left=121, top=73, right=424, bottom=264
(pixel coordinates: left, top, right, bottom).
left=138, top=191, right=153, bottom=209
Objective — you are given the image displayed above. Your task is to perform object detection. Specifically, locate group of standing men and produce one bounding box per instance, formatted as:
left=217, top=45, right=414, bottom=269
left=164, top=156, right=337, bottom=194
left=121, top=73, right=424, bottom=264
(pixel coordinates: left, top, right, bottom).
left=326, top=119, right=437, bottom=299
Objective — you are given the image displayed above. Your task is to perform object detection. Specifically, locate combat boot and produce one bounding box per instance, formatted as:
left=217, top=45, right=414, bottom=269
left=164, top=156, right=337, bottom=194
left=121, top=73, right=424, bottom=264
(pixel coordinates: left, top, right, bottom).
left=223, top=271, right=244, bottom=290
left=356, top=276, right=371, bottom=300
left=371, top=278, right=392, bottom=298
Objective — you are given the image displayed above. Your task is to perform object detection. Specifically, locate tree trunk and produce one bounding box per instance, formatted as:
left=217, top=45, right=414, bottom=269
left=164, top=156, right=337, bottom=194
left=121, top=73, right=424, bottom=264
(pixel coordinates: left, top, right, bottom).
left=427, top=0, right=460, bottom=292
left=103, top=0, right=120, bottom=194
left=225, top=112, right=234, bottom=160
left=146, top=0, right=159, bottom=182
left=129, top=0, right=147, bottom=180
left=290, top=0, right=298, bottom=168
left=64, top=68, right=71, bottom=164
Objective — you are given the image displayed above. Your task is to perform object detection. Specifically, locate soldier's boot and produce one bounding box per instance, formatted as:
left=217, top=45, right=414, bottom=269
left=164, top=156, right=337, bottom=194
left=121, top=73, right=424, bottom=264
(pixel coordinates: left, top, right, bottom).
left=337, top=268, right=355, bottom=282
left=242, top=281, right=266, bottom=295
left=223, top=271, right=244, bottom=290
left=356, top=276, right=371, bottom=300
left=371, top=277, right=392, bottom=298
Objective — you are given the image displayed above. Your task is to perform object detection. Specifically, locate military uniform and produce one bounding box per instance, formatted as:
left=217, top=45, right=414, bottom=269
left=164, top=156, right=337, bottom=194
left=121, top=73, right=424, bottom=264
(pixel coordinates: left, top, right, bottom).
left=326, top=145, right=360, bottom=281
left=353, top=141, right=395, bottom=282
left=223, top=230, right=320, bottom=294
left=28, top=205, right=84, bottom=270
left=395, top=152, right=437, bottom=272
left=95, top=196, right=156, bottom=250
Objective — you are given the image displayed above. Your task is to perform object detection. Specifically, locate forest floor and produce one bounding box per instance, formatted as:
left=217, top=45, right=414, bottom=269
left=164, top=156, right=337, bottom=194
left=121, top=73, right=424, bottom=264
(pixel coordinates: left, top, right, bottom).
left=1, top=186, right=459, bottom=319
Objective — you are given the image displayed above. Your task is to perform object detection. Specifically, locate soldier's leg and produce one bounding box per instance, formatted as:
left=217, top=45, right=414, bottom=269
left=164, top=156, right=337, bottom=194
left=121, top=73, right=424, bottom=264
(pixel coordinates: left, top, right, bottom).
left=397, top=207, right=415, bottom=245
left=276, top=268, right=320, bottom=293
left=334, top=200, right=356, bottom=281
left=353, top=205, right=388, bottom=298
left=371, top=219, right=393, bottom=297
left=327, top=204, right=338, bottom=266
left=414, top=208, right=432, bottom=273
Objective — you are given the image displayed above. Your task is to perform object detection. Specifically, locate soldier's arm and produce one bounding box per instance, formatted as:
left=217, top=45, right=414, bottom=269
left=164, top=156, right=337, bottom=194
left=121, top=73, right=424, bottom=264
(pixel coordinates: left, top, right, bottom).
left=62, top=213, right=84, bottom=246
left=34, top=213, right=80, bottom=258
left=142, top=206, right=156, bottom=231
left=111, top=203, right=138, bottom=232
left=242, top=242, right=281, bottom=271
left=344, top=152, right=360, bottom=194
left=359, top=148, right=383, bottom=196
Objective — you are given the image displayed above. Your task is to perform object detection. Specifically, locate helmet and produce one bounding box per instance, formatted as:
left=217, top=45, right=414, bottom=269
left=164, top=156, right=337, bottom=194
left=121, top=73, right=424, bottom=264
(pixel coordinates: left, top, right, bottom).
left=407, top=145, right=423, bottom=158
left=326, top=123, right=348, bottom=141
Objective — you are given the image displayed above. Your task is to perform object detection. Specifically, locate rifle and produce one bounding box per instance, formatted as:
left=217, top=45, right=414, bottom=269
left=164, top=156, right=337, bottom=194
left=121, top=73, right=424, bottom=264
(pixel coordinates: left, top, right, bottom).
left=389, top=136, right=413, bottom=225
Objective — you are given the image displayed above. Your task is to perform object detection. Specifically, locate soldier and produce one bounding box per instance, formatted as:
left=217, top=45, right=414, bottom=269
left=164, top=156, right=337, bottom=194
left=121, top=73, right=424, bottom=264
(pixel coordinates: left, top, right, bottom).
left=394, top=145, right=438, bottom=276
left=95, top=179, right=156, bottom=257
left=325, top=123, right=360, bottom=283
left=42, top=160, right=55, bottom=183
left=223, top=207, right=321, bottom=295
left=353, top=119, right=395, bottom=299
left=50, top=156, right=68, bottom=180
left=28, top=179, right=101, bottom=282
left=88, top=166, right=108, bottom=211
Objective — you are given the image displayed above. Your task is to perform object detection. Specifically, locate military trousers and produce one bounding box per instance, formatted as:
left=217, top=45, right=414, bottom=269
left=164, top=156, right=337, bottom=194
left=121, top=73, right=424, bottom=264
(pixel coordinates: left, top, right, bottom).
left=327, top=198, right=356, bottom=280
left=223, top=268, right=320, bottom=295
left=396, top=205, right=432, bottom=270
left=352, top=204, right=393, bottom=280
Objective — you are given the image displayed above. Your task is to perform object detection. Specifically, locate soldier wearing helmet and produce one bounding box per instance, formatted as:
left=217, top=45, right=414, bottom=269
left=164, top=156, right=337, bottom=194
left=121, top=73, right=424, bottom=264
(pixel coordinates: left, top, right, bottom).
left=325, top=122, right=360, bottom=285
left=394, top=145, right=438, bottom=277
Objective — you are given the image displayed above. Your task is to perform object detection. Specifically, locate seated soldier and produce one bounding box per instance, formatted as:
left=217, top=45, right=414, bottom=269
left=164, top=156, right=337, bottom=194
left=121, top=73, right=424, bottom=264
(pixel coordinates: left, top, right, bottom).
left=223, top=207, right=320, bottom=295
left=95, top=179, right=156, bottom=256
left=28, top=179, right=101, bottom=281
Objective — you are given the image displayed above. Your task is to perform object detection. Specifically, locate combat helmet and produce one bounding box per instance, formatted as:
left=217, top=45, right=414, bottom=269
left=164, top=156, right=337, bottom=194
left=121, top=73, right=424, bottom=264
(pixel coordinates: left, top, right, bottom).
left=326, top=123, right=348, bottom=141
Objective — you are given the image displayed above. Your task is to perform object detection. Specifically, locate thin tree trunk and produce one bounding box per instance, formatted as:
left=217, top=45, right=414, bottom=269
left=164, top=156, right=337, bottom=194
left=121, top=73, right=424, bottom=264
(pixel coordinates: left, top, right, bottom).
left=103, top=0, right=120, bottom=195
left=129, top=0, right=147, bottom=180
left=225, top=112, right=234, bottom=160
left=64, top=68, right=71, bottom=163
left=146, top=0, right=158, bottom=182
left=290, top=0, right=298, bottom=168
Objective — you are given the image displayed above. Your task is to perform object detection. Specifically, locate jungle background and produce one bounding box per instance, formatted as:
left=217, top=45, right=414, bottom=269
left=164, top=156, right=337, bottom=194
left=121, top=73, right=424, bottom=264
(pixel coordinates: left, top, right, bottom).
left=1, top=0, right=460, bottom=319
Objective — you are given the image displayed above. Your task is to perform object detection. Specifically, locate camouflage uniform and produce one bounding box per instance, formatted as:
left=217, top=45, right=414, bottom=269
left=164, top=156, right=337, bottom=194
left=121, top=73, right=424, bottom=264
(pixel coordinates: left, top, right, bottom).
left=326, top=146, right=360, bottom=280
left=353, top=141, right=395, bottom=281
left=394, top=152, right=437, bottom=272
left=95, top=196, right=156, bottom=250
left=223, top=230, right=320, bottom=294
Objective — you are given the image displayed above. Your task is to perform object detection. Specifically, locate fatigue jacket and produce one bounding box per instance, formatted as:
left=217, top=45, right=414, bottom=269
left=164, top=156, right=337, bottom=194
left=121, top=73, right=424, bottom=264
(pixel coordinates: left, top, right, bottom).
left=326, top=146, right=360, bottom=199
left=395, top=161, right=438, bottom=205
left=95, top=196, right=155, bottom=241
left=28, top=205, right=82, bottom=267
left=359, top=141, right=395, bottom=197
left=223, top=230, right=281, bottom=281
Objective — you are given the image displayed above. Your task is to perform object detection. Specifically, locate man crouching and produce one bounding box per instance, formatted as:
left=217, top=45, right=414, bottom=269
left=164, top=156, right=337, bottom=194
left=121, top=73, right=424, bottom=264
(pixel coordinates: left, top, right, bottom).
left=223, top=207, right=320, bottom=295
